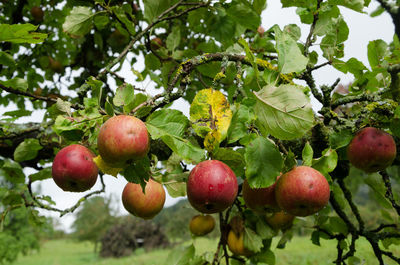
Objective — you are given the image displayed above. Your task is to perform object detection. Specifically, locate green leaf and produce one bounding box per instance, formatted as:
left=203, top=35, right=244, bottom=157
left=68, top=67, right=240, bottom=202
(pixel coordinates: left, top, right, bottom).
left=364, top=174, right=392, bottom=209
left=252, top=248, right=275, bottom=265
left=164, top=181, right=187, bottom=198
left=104, top=98, right=114, bottom=116
left=113, top=84, right=135, bottom=107
left=253, top=0, right=267, bottom=15
left=254, top=84, right=314, bottom=140
left=160, top=135, right=204, bottom=164
left=312, top=148, right=337, bottom=177
left=328, top=216, right=348, bottom=234
left=56, top=98, right=72, bottom=116
left=302, top=142, right=313, bottom=166
left=0, top=77, right=28, bottom=92
left=245, top=136, right=283, bottom=188
left=166, top=26, right=180, bottom=51
left=243, top=227, right=263, bottom=252
left=2, top=159, right=25, bottom=184
left=123, top=157, right=151, bottom=192
left=311, top=231, right=320, bottom=246
left=111, top=6, right=135, bottom=35
left=227, top=3, right=260, bottom=30
left=329, top=129, right=353, bottom=149
left=164, top=244, right=195, bottom=265
left=29, top=168, right=52, bottom=183
left=143, top=0, right=179, bottom=23
left=239, top=38, right=258, bottom=77
left=147, top=109, right=189, bottom=138
left=14, top=139, right=43, bottom=162
left=256, top=217, right=277, bottom=239
left=328, top=0, right=365, bottom=12
left=213, top=148, right=245, bottom=177
left=227, top=102, right=255, bottom=144
left=367, top=39, right=388, bottom=69
left=0, top=51, right=15, bottom=66
left=62, top=6, right=94, bottom=38
left=274, top=26, right=308, bottom=73
left=0, top=24, right=47, bottom=43
left=93, top=14, right=110, bottom=30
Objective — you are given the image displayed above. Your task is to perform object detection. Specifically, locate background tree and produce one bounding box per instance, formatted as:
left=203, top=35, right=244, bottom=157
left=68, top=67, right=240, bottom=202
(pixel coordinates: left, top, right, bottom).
left=72, top=196, right=117, bottom=252
left=1, top=0, right=400, bottom=265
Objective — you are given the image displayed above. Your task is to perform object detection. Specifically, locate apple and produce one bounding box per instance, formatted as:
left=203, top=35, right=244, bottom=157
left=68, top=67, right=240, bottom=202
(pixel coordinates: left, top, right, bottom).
left=265, top=211, right=295, bottom=231
left=242, top=177, right=280, bottom=213
left=189, top=214, right=215, bottom=236
left=257, top=26, right=265, bottom=37
left=30, top=6, right=44, bottom=23
left=227, top=230, right=253, bottom=257
left=150, top=37, right=163, bottom=50
left=187, top=160, right=238, bottom=214
left=275, top=166, right=330, bottom=217
left=347, top=127, right=397, bottom=173
left=97, top=115, right=150, bottom=166
left=52, top=144, right=98, bottom=192
left=122, top=179, right=165, bottom=219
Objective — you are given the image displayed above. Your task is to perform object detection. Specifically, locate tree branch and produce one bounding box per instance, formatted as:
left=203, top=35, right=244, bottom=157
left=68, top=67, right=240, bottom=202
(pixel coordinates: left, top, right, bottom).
left=379, top=171, right=400, bottom=216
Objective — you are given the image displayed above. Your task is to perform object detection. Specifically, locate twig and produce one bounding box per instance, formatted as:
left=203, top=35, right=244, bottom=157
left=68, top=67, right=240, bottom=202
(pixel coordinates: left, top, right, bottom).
left=380, top=171, right=400, bottom=216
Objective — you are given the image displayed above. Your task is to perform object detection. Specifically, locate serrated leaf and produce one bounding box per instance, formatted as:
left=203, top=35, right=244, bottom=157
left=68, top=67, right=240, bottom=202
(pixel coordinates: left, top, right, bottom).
left=367, top=39, right=388, bottom=69
left=190, top=88, right=232, bottom=145
left=146, top=109, right=189, bottom=139
left=227, top=103, right=256, bottom=144
left=62, top=6, right=94, bottom=38
left=93, top=155, right=123, bottom=177
left=0, top=24, right=47, bottom=43
left=329, top=129, right=353, bottom=149
left=166, top=26, right=180, bottom=51
left=14, top=138, right=43, bottom=162
left=56, top=98, right=72, bottom=116
left=161, top=135, right=204, bottom=164
left=111, top=6, right=135, bottom=35
left=143, top=0, right=179, bottom=23
left=113, top=84, right=135, bottom=107
left=312, top=148, right=337, bottom=177
left=274, top=26, right=308, bottom=73
left=328, top=0, right=365, bottom=12
left=245, top=136, right=283, bottom=188
left=29, top=168, right=52, bottom=182
left=0, top=77, right=28, bottom=92
left=311, top=231, right=320, bottom=246
left=302, top=142, right=313, bottom=166
left=104, top=98, right=114, bottom=116
left=227, top=3, right=260, bottom=30
left=243, top=227, right=263, bottom=252
left=254, top=84, right=314, bottom=140
left=2, top=159, right=25, bottom=183
left=214, top=148, right=245, bottom=177
left=0, top=51, right=15, bottom=66
left=164, top=181, right=187, bottom=198
left=123, top=157, right=151, bottom=192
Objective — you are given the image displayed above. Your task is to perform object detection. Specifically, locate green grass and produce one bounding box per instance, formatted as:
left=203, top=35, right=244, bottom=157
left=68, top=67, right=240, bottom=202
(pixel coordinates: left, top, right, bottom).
left=9, top=236, right=400, bottom=265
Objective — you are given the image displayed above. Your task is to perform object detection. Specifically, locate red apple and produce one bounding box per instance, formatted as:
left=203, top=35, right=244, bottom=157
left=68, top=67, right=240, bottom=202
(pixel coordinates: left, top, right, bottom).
left=52, top=144, right=98, bottom=192
left=275, top=166, right=330, bottom=217
left=97, top=115, right=150, bottom=165
left=189, top=214, right=215, bottom=236
left=265, top=211, right=295, bottom=231
left=242, top=177, right=280, bottom=213
left=122, top=179, right=165, bottom=219
left=187, top=160, right=238, bottom=214
left=347, top=127, right=397, bottom=173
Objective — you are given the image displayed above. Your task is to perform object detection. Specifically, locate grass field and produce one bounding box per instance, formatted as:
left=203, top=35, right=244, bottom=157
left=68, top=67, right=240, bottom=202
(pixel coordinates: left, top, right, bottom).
left=9, top=236, right=400, bottom=265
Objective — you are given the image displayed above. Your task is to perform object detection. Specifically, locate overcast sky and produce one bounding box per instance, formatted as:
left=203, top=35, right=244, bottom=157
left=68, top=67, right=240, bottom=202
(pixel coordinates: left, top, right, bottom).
left=1, top=1, right=395, bottom=231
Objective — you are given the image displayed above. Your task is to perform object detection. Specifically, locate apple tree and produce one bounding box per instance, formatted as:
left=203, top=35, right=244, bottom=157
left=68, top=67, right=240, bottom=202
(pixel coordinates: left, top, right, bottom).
left=1, top=0, right=400, bottom=264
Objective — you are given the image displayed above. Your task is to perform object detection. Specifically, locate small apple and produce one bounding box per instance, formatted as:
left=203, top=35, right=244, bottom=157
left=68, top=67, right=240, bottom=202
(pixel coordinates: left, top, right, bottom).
left=347, top=127, right=397, bottom=173
left=189, top=214, right=215, bottom=236
left=52, top=144, right=98, bottom=192
left=30, top=6, right=44, bottom=23
left=187, top=160, right=238, bottom=214
left=227, top=230, right=253, bottom=257
left=122, top=179, right=165, bottom=219
left=257, top=26, right=265, bottom=37
left=242, top=177, right=280, bottom=213
left=97, top=115, right=150, bottom=166
left=150, top=37, right=163, bottom=50
left=275, top=166, right=330, bottom=217
left=265, top=211, right=295, bottom=231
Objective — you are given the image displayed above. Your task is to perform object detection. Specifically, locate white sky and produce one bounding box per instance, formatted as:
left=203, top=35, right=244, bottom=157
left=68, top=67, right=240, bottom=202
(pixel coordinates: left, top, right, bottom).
left=0, top=1, right=395, bottom=231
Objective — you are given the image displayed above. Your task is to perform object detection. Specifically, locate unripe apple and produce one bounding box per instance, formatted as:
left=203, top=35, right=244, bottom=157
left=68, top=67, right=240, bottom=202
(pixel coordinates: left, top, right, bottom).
left=52, top=144, right=98, bottom=192
left=187, top=160, right=238, bottom=214
left=242, top=177, right=280, bottom=213
left=189, top=214, right=215, bottom=236
left=122, top=179, right=165, bottom=219
left=265, top=211, right=295, bottom=231
left=275, top=166, right=330, bottom=217
left=227, top=230, right=253, bottom=257
left=30, top=6, right=44, bottom=23
left=97, top=115, right=150, bottom=166
left=257, top=26, right=265, bottom=37
left=347, top=127, right=397, bottom=173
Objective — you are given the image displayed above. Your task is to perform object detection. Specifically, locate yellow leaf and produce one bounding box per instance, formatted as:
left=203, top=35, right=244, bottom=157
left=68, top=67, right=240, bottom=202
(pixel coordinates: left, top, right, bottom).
left=190, top=88, right=232, bottom=145
left=93, top=155, right=123, bottom=177
left=204, top=129, right=221, bottom=153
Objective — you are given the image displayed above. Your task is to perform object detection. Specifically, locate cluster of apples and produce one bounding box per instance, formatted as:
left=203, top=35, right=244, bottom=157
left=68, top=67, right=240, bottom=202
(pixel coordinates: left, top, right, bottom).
left=52, top=115, right=165, bottom=219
